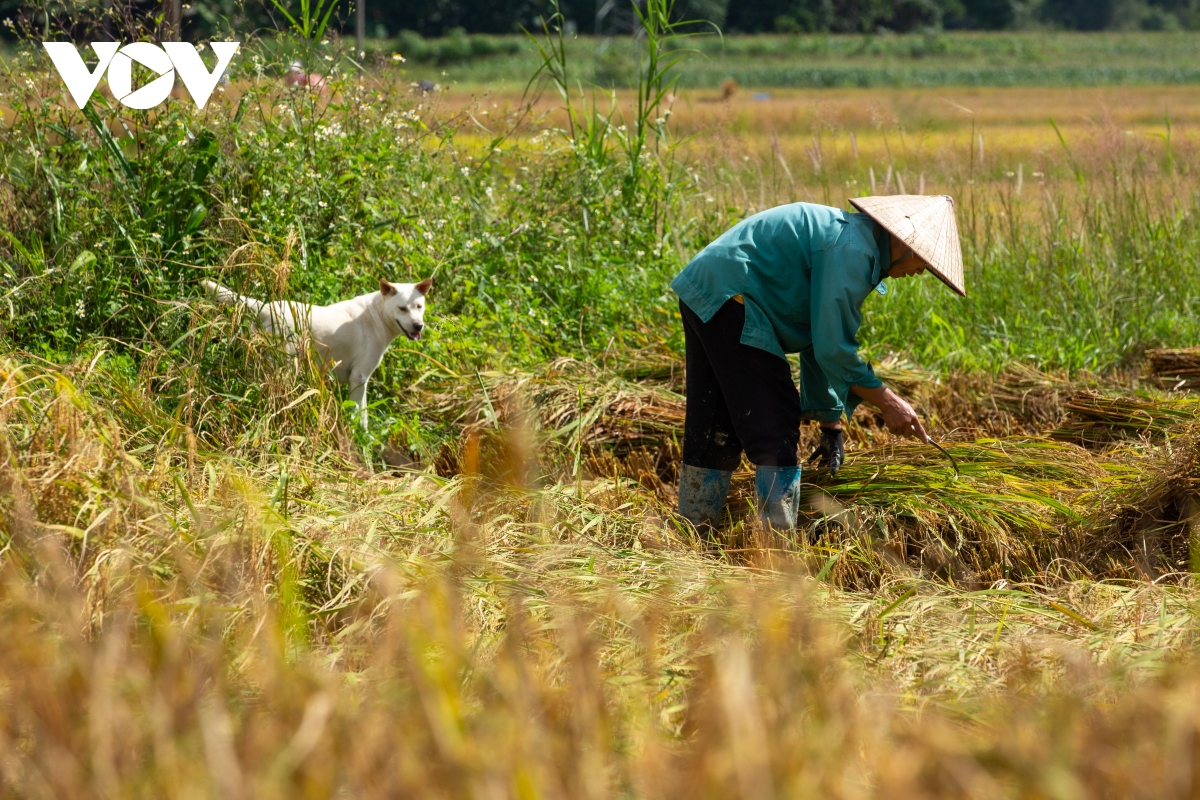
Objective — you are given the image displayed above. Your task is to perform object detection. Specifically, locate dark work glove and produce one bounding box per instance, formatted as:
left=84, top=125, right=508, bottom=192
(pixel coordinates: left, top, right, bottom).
left=807, top=426, right=845, bottom=476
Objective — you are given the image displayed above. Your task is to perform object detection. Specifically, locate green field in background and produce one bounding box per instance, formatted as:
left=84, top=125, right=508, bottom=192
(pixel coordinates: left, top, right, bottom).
left=371, top=30, right=1200, bottom=88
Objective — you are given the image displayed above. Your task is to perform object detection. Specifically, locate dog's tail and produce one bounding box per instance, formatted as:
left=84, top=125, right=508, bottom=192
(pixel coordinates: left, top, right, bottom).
left=202, top=280, right=264, bottom=315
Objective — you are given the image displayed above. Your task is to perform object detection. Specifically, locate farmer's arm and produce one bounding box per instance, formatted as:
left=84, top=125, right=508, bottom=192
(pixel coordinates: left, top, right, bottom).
left=806, top=252, right=884, bottom=419
left=806, top=249, right=928, bottom=440
left=840, top=383, right=928, bottom=441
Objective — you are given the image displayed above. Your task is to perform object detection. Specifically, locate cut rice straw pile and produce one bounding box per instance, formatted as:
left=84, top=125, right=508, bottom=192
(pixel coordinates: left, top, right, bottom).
left=1051, top=391, right=1200, bottom=447
left=409, top=356, right=1200, bottom=588
left=1146, top=347, right=1200, bottom=390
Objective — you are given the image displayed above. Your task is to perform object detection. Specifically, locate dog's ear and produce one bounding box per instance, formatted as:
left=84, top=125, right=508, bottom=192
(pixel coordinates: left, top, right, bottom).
left=380, top=279, right=397, bottom=296
left=415, top=277, right=433, bottom=296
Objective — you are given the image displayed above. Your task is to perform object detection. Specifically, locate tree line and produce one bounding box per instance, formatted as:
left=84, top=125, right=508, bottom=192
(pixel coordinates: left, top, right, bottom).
left=9, top=0, right=1199, bottom=44
left=375, top=0, right=1200, bottom=36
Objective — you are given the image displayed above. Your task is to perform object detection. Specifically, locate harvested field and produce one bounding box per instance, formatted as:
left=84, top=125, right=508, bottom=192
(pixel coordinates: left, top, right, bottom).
left=397, top=354, right=1200, bottom=589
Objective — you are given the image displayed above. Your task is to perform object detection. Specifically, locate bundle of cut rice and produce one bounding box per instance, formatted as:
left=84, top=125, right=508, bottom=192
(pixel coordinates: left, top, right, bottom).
left=1146, top=348, right=1200, bottom=391
left=1051, top=391, right=1200, bottom=448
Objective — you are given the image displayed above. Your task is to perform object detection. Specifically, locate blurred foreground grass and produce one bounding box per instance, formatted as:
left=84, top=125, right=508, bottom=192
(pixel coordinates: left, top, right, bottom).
left=5, top=355, right=1200, bottom=797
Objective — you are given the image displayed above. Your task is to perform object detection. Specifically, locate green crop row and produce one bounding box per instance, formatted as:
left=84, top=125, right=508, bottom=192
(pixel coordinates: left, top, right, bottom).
left=381, top=30, right=1200, bottom=87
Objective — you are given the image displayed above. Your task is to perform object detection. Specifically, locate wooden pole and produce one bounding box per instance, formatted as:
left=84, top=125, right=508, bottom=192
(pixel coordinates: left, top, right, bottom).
left=164, top=0, right=181, bottom=41
left=596, top=0, right=615, bottom=34
left=356, top=0, right=365, bottom=55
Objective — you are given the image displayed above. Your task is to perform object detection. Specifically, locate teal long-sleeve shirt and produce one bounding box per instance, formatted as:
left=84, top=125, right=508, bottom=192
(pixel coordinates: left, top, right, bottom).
left=670, top=202, right=889, bottom=424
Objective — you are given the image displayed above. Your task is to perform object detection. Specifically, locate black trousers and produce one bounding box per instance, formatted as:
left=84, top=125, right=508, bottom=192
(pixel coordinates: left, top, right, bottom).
left=681, top=299, right=802, bottom=470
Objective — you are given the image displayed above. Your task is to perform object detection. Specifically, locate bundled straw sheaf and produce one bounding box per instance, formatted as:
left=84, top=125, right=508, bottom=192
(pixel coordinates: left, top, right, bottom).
left=1051, top=390, right=1200, bottom=448
left=1087, top=420, right=1200, bottom=579
left=800, top=437, right=1106, bottom=587
left=1146, top=347, right=1200, bottom=390
left=421, top=358, right=688, bottom=487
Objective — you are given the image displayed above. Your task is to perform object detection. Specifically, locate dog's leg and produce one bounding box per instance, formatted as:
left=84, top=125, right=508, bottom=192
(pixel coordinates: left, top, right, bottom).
left=349, top=373, right=369, bottom=429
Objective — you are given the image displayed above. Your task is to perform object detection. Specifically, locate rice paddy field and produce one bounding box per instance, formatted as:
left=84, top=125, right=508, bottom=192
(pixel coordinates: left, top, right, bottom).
left=9, top=20, right=1200, bottom=796
left=391, top=30, right=1200, bottom=89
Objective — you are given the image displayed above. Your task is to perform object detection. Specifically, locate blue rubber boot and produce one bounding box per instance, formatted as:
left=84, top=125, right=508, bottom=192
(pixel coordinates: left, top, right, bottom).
left=677, top=464, right=733, bottom=528
left=754, top=465, right=802, bottom=530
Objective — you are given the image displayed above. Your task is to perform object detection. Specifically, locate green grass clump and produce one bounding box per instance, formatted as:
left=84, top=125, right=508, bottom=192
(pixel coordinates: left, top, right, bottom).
left=0, top=38, right=687, bottom=451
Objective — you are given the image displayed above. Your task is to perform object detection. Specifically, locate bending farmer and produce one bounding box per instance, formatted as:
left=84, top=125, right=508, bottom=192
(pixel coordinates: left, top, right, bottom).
left=670, top=195, right=965, bottom=531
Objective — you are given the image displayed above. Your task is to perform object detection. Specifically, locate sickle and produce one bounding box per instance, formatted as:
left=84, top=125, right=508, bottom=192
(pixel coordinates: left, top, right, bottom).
left=923, top=435, right=960, bottom=477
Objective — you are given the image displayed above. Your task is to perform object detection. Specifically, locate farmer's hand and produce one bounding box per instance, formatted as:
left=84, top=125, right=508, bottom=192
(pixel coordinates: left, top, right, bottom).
left=850, top=385, right=929, bottom=441
left=879, top=392, right=928, bottom=440
left=808, top=426, right=845, bottom=475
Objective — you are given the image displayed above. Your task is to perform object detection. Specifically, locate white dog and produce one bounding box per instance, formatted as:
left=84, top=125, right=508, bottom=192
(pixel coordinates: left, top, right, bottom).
left=202, top=277, right=432, bottom=427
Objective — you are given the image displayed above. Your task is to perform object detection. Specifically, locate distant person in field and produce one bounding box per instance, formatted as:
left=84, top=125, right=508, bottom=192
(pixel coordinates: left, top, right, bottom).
left=285, top=60, right=326, bottom=90
left=671, top=195, right=965, bottom=532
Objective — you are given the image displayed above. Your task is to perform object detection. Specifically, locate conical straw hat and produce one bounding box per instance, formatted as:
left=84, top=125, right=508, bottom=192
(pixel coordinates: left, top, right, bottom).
left=849, top=194, right=966, bottom=297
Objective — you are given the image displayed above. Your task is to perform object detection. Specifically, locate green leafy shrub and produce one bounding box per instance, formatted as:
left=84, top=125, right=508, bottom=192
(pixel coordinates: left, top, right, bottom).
left=395, top=27, right=522, bottom=63
left=0, top=19, right=696, bottom=446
